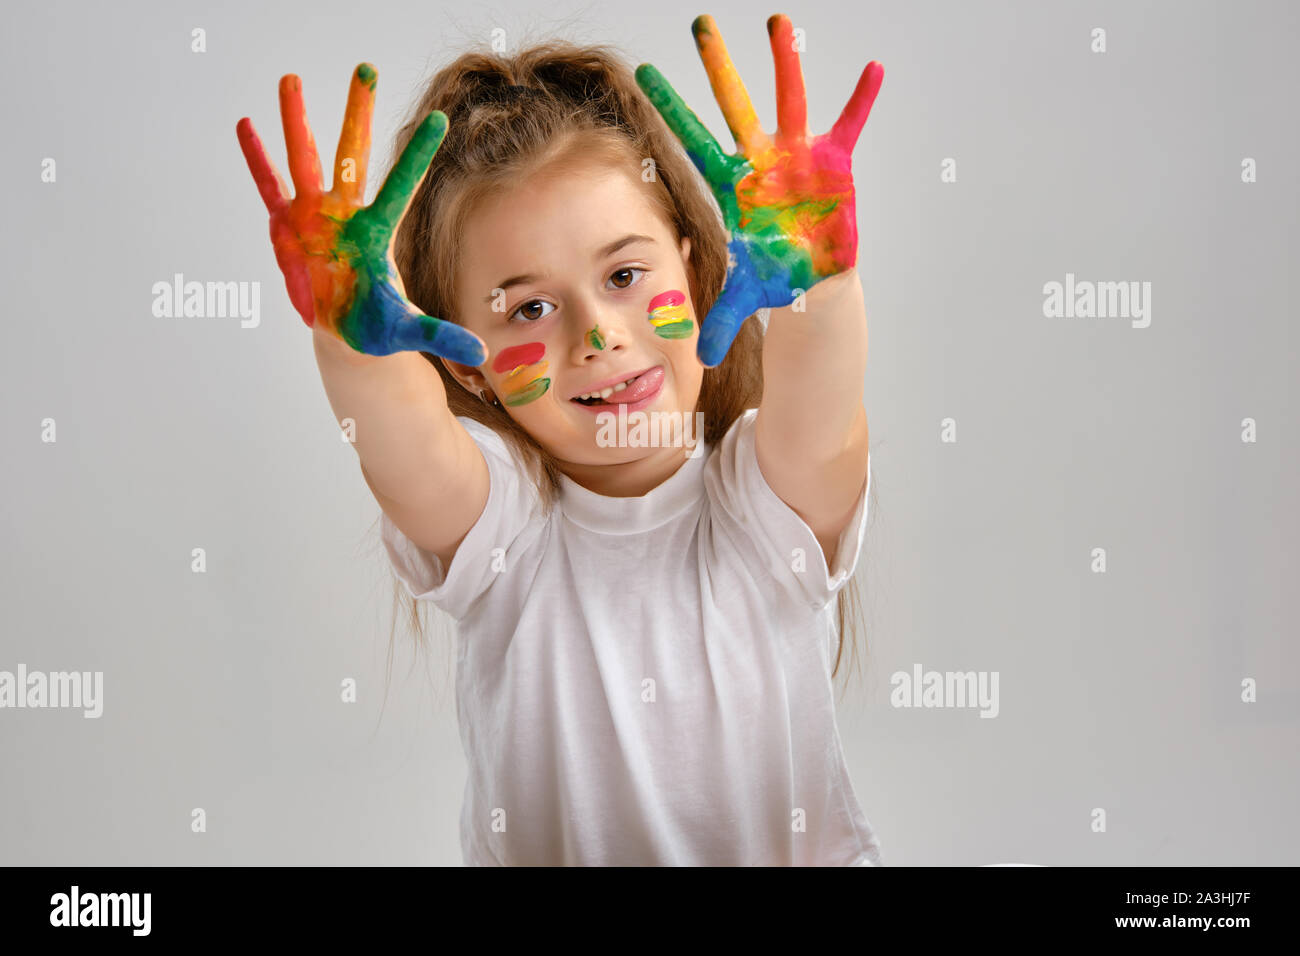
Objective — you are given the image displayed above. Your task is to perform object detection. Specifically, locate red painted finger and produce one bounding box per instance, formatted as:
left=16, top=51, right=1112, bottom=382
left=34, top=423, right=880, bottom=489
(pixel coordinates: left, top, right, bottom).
left=767, top=14, right=808, bottom=145
left=829, top=60, right=884, bottom=154
left=278, top=73, right=323, bottom=198
left=235, top=117, right=290, bottom=215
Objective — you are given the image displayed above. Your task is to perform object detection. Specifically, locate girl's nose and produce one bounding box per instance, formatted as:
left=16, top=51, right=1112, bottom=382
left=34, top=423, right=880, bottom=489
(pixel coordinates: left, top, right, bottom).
left=569, top=303, right=631, bottom=362
left=583, top=322, right=609, bottom=352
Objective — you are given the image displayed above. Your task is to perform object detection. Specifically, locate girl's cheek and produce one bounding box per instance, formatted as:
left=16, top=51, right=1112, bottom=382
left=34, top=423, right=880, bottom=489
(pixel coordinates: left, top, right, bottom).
left=646, top=290, right=694, bottom=339
left=491, top=341, right=550, bottom=407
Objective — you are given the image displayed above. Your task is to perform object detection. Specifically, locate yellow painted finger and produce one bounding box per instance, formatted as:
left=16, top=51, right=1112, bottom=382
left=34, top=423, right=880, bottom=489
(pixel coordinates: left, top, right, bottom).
left=333, top=63, right=376, bottom=205
left=691, top=15, right=771, bottom=159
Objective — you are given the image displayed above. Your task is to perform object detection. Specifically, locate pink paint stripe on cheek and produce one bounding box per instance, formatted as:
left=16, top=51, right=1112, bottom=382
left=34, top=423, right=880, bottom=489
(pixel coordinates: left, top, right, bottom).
left=647, top=290, right=685, bottom=311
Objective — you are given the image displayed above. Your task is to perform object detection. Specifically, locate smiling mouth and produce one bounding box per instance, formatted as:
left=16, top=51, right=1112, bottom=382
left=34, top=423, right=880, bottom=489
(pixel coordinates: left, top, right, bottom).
left=574, top=366, right=660, bottom=403
left=571, top=366, right=664, bottom=406
left=572, top=378, right=637, bottom=405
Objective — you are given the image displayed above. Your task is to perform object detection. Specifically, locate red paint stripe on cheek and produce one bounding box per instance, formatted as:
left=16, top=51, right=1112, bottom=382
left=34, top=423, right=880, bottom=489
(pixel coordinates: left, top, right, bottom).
left=492, top=341, right=546, bottom=373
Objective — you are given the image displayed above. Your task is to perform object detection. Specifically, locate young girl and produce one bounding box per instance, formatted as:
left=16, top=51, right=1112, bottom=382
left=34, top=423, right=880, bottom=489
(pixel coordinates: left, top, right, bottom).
left=236, top=13, right=884, bottom=866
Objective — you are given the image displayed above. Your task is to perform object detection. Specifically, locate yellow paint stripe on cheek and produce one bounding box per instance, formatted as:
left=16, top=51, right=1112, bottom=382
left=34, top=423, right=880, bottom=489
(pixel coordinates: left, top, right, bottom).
left=503, top=359, right=548, bottom=388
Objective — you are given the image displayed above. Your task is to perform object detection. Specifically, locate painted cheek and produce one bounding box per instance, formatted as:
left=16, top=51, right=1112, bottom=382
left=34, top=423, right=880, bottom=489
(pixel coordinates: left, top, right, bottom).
left=491, top=341, right=551, bottom=406
left=646, top=290, right=694, bottom=339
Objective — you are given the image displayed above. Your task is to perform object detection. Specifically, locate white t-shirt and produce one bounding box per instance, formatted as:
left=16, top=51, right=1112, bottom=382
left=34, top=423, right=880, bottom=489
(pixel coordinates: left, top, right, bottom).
left=380, top=406, right=882, bottom=866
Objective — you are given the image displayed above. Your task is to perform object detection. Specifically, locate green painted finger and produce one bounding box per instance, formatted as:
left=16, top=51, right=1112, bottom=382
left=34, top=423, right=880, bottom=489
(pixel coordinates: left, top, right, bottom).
left=364, top=110, right=448, bottom=237
left=635, top=63, right=742, bottom=187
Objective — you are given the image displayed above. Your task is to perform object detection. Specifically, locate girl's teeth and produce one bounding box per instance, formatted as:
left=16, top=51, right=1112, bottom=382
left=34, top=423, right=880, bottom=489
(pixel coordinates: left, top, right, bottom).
left=580, top=376, right=637, bottom=401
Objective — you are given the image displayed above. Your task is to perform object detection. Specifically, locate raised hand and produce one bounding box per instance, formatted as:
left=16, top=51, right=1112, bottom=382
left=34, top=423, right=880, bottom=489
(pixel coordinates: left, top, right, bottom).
left=235, top=64, right=486, bottom=364
left=636, top=14, right=883, bottom=367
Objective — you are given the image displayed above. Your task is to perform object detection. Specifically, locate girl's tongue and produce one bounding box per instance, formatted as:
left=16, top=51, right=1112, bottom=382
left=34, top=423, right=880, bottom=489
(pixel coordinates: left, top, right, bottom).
left=584, top=367, right=663, bottom=404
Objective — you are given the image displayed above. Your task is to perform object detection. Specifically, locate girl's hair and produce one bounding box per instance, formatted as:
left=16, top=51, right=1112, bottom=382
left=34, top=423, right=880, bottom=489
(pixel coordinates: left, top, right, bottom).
left=380, top=38, right=869, bottom=703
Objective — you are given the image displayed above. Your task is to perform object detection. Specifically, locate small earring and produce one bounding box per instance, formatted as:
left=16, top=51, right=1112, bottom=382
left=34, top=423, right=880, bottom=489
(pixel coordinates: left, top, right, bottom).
left=477, top=386, right=501, bottom=408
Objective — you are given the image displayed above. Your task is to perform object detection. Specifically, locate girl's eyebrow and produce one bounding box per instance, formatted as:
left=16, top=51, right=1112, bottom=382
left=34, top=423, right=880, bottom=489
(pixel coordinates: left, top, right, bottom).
left=483, top=234, right=657, bottom=303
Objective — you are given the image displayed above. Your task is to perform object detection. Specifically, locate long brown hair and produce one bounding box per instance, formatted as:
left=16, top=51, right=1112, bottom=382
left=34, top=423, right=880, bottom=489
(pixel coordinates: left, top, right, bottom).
left=378, top=38, right=870, bottom=706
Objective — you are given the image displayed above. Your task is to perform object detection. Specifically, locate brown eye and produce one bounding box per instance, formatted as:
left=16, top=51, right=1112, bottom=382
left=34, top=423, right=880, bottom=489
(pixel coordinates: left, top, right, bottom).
left=509, top=299, right=554, bottom=323
left=608, top=267, right=645, bottom=290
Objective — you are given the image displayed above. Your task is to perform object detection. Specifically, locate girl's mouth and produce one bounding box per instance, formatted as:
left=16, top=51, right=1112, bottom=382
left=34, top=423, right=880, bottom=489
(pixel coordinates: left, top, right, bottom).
left=570, top=366, right=664, bottom=412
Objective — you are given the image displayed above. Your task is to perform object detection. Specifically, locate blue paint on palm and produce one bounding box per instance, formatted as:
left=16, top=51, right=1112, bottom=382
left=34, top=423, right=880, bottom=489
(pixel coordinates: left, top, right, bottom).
left=339, top=259, right=487, bottom=364
left=697, top=233, right=818, bottom=368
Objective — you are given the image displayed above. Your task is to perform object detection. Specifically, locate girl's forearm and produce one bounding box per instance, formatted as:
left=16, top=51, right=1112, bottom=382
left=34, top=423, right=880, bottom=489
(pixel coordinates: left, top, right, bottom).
left=759, top=268, right=868, bottom=460
left=312, top=327, right=459, bottom=507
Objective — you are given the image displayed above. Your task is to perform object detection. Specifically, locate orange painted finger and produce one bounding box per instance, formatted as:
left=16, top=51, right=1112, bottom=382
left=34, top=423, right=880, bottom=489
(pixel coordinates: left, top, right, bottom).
left=767, top=14, right=808, bottom=145
left=691, top=15, right=771, bottom=158
left=278, top=73, right=323, bottom=198
left=333, top=63, right=376, bottom=205
left=235, top=117, right=290, bottom=215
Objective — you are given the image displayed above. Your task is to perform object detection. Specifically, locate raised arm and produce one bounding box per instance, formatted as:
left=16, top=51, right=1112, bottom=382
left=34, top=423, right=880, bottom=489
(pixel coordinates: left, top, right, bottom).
left=236, top=63, right=490, bottom=568
left=638, top=14, right=882, bottom=566
left=311, top=331, right=488, bottom=569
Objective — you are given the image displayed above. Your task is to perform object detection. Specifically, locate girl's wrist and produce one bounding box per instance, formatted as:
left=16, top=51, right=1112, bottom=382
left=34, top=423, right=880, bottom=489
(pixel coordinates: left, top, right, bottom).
left=777, top=266, right=859, bottom=315
left=313, top=324, right=384, bottom=367
left=814, top=266, right=859, bottom=297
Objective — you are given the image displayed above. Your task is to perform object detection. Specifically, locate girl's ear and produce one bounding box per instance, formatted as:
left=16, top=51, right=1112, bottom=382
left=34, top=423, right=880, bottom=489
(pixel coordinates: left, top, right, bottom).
left=679, top=235, right=698, bottom=306
left=679, top=235, right=695, bottom=287
left=440, top=356, right=491, bottom=396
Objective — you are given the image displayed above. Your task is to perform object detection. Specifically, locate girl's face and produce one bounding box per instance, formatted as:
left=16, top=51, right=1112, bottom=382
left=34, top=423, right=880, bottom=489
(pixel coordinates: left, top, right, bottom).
left=445, top=160, right=704, bottom=470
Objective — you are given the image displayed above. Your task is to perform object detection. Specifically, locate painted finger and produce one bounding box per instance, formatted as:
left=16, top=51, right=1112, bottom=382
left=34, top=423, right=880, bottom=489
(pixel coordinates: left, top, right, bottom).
left=767, top=14, right=808, bottom=146
left=697, top=272, right=764, bottom=368
left=333, top=63, right=376, bottom=205
left=278, top=73, right=324, bottom=198
left=269, top=225, right=317, bottom=327
left=829, top=61, right=883, bottom=154
left=634, top=63, right=734, bottom=184
left=691, top=14, right=771, bottom=158
left=235, top=117, right=291, bottom=215
left=367, top=282, right=488, bottom=364
left=365, top=110, right=447, bottom=239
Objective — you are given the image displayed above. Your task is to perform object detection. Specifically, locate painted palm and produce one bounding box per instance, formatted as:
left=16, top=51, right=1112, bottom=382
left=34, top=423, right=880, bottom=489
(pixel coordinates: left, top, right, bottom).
left=236, top=64, right=486, bottom=364
left=636, top=14, right=883, bottom=367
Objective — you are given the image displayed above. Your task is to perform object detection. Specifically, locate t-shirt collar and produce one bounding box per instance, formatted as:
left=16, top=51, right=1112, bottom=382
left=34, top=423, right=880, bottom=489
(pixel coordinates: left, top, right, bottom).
left=558, top=443, right=710, bottom=534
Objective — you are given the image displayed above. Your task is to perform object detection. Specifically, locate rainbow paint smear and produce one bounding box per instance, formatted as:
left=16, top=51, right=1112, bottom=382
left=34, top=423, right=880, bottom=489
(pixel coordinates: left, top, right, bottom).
left=633, top=14, right=883, bottom=366
left=235, top=66, right=485, bottom=364
left=491, top=342, right=550, bottom=406
left=647, top=290, right=694, bottom=339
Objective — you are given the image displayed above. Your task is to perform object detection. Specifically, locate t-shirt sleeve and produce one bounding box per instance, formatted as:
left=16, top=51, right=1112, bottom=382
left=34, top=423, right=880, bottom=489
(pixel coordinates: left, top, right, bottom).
left=705, top=407, right=870, bottom=612
left=379, top=415, right=543, bottom=620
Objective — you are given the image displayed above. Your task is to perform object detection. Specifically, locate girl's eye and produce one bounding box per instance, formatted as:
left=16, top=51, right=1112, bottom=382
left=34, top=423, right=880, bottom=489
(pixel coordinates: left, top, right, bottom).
left=509, top=299, right=555, bottom=324
left=507, top=269, right=645, bottom=322
left=608, top=267, right=646, bottom=290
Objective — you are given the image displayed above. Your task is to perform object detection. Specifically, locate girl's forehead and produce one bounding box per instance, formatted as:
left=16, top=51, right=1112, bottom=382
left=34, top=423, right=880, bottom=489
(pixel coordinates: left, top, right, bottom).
left=484, top=164, right=650, bottom=225
left=463, top=183, right=666, bottom=270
